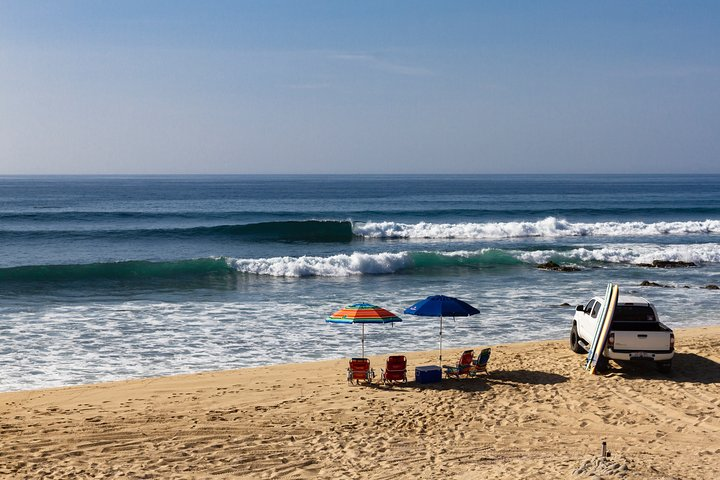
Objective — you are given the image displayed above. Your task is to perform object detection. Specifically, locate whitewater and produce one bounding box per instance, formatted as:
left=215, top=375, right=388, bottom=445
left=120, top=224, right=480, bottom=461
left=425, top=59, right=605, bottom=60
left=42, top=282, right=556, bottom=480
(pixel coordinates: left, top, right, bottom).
left=1, top=174, right=719, bottom=391
left=353, top=218, right=720, bottom=239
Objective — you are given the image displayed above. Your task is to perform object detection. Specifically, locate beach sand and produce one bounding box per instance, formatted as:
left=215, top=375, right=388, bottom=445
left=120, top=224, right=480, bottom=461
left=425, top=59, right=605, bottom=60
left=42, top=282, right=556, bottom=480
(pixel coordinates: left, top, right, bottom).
left=1, top=326, right=719, bottom=479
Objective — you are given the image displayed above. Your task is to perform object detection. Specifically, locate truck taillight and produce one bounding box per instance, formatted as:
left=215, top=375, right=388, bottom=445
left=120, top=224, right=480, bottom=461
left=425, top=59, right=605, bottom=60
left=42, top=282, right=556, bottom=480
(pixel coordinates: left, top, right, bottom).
left=608, top=332, right=615, bottom=348
left=670, top=333, right=675, bottom=350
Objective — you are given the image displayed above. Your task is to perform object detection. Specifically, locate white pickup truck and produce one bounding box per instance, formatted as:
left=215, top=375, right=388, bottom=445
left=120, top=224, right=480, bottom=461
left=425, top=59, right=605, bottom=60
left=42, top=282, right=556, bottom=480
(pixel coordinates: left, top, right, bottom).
left=570, top=293, right=675, bottom=373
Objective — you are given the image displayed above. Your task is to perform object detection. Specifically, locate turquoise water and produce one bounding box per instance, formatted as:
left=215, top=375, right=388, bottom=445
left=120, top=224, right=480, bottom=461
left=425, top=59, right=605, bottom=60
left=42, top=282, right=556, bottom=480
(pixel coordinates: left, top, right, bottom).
left=1, top=174, right=719, bottom=391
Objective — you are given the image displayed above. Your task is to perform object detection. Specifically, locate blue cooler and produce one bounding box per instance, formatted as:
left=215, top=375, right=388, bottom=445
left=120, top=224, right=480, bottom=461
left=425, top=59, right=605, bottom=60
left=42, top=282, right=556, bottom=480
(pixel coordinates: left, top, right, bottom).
left=415, top=365, right=442, bottom=384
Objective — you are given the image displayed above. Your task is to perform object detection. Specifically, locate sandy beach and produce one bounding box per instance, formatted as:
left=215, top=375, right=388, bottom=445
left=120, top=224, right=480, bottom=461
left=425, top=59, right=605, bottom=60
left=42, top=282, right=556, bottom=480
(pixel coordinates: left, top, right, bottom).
left=1, top=325, right=718, bottom=479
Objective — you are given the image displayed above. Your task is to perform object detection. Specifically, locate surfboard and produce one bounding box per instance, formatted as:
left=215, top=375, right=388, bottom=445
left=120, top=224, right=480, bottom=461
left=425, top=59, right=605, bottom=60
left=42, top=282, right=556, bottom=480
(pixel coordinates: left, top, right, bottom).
left=585, top=283, right=619, bottom=373
left=585, top=283, right=612, bottom=370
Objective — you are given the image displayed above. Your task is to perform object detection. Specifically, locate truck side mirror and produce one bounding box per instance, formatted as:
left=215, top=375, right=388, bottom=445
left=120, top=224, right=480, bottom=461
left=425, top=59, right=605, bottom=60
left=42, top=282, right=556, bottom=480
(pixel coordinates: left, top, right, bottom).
left=576, top=305, right=584, bottom=312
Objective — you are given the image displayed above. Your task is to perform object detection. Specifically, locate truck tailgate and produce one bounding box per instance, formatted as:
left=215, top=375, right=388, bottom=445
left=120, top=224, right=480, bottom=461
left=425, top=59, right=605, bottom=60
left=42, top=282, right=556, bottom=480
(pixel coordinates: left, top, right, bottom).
left=613, top=331, right=672, bottom=351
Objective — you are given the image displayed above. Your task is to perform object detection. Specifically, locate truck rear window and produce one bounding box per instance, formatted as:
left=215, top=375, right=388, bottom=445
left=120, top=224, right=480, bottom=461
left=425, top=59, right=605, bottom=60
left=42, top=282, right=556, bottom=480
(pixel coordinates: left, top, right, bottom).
left=614, top=306, right=656, bottom=322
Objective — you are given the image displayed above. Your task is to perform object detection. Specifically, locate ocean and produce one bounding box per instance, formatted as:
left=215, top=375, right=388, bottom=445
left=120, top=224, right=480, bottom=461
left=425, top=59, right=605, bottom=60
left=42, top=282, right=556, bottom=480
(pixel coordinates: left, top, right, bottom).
left=1, top=174, right=719, bottom=392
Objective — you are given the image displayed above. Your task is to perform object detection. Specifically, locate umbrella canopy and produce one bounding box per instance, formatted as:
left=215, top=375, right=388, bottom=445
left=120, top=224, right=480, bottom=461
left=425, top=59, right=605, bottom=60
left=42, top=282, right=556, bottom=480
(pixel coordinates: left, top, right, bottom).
left=326, top=303, right=402, bottom=358
left=404, top=295, right=479, bottom=364
left=404, top=295, right=479, bottom=317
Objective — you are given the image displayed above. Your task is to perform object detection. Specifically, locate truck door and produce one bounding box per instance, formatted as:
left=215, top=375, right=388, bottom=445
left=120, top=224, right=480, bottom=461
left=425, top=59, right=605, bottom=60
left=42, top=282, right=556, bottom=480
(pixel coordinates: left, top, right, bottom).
left=578, top=299, right=597, bottom=340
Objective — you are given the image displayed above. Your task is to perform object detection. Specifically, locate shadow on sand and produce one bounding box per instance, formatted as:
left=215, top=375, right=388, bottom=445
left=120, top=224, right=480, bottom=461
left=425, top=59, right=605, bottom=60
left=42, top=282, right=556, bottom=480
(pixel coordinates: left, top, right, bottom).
left=608, top=353, right=720, bottom=384
left=364, top=369, right=567, bottom=392
left=485, top=369, right=569, bottom=386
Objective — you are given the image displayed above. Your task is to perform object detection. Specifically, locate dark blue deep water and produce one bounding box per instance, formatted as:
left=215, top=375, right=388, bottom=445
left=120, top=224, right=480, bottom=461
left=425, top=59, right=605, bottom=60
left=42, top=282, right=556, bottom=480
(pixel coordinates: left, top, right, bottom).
left=1, top=175, right=719, bottom=390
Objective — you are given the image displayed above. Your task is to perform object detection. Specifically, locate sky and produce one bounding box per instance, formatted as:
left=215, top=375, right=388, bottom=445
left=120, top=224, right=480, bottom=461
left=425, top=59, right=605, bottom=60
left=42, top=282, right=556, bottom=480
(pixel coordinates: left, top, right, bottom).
left=1, top=1, right=719, bottom=174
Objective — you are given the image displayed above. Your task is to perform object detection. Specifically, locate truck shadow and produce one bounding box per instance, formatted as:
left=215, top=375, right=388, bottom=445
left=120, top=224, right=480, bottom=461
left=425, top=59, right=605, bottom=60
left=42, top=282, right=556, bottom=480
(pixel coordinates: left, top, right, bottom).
left=608, top=353, right=720, bottom=383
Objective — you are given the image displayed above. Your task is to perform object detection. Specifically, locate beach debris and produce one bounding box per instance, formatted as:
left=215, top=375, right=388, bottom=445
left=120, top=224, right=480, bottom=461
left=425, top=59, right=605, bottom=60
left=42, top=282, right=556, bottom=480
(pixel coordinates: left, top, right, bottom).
left=637, top=260, right=697, bottom=268
left=536, top=261, right=581, bottom=272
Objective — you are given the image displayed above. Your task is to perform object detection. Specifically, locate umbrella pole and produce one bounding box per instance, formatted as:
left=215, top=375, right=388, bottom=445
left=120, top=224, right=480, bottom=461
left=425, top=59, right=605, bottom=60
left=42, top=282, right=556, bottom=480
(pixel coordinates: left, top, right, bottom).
left=361, top=323, right=365, bottom=358
left=439, top=315, right=443, bottom=364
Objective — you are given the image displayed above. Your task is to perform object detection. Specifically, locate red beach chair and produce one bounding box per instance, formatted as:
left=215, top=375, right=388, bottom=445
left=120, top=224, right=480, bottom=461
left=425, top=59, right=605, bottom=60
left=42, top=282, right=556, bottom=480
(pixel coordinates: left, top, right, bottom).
left=347, top=358, right=375, bottom=385
left=381, top=355, right=408, bottom=384
left=443, top=350, right=474, bottom=379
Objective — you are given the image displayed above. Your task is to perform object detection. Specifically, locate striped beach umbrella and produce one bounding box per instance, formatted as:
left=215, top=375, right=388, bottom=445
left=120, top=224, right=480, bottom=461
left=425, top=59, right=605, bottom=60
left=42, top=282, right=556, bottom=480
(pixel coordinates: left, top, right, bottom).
left=326, top=303, right=402, bottom=358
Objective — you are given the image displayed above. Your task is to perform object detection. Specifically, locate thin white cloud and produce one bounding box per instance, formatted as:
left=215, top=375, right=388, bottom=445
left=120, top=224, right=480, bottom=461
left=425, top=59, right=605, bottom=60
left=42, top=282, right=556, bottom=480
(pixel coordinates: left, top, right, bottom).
left=331, top=53, right=375, bottom=62
left=330, top=51, right=434, bottom=77
left=608, top=64, right=720, bottom=80
left=285, top=82, right=333, bottom=90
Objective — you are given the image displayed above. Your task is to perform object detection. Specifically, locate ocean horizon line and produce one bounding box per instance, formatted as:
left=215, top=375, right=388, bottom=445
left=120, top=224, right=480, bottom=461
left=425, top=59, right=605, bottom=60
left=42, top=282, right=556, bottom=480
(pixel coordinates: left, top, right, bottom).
left=3, top=172, right=720, bottom=179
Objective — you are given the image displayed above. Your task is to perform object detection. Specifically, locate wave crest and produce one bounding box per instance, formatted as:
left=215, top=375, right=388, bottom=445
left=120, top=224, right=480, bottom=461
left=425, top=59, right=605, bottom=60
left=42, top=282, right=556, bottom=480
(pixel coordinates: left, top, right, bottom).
left=353, top=217, right=720, bottom=239
left=228, top=244, right=720, bottom=277
left=227, top=252, right=412, bottom=277
left=2, top=243, right=718, bottom=282
left=517, top=244, right=720, bottom=265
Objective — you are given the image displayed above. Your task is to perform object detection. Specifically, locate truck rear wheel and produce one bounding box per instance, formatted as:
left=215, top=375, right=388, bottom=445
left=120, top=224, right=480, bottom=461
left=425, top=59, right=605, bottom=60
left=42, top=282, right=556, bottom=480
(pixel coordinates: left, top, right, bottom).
left=570, top=323, right=585, bottom=353
left=656, top=360, right=672, bottom=374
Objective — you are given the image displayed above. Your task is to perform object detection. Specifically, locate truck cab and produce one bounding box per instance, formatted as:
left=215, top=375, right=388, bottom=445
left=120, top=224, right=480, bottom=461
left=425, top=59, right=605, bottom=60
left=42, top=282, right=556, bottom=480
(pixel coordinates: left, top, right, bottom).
left=570, top=294, right=674, bottom=373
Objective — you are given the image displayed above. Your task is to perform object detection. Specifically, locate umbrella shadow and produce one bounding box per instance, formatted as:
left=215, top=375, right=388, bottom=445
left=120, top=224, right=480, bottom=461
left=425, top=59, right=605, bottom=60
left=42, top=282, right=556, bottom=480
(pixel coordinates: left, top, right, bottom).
left=606, top=353, right=720, bottom=384
left=358, top=369, right=567, bottom=392
left=384, top=378, right=493, bottom=393
left=362, top=369, right=568, bottom=392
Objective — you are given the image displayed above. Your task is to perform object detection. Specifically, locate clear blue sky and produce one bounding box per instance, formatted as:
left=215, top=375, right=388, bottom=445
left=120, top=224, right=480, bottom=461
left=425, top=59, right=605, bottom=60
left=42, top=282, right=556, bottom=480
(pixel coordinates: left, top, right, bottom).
left=1, top=1, right=719, bottom=174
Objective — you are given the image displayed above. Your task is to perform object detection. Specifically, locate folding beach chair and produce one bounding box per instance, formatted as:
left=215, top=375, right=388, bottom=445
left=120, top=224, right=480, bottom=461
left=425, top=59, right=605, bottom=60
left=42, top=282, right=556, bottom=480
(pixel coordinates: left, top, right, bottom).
left=443, top=350, right=474, bottom=379
left=470, top=348, right=491, bottom=376
left=347, top=358, right=375, bottom=385
left=381, top=355, right=408, bottom=384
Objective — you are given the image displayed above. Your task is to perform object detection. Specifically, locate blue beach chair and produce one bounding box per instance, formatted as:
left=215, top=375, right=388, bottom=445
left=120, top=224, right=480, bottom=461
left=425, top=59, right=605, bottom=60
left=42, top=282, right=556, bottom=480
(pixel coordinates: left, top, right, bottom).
left=470, top=348, right=491, bottom=376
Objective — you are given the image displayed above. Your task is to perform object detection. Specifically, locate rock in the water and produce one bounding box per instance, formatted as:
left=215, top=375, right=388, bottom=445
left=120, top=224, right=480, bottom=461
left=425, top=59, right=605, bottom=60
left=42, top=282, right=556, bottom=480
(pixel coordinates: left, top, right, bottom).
left=638, top=260, right=697, bottom=268
left=704, top=284, right=719, bottom=290
left=537, top=261, right=580, bottom=272
left=640, top=280, right=664, bottom=287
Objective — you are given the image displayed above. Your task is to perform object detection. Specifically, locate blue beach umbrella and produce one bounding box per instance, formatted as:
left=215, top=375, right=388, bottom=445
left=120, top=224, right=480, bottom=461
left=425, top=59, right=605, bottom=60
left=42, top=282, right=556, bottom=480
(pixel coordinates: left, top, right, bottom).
left=326, top=303, right=402, bottom=358
left=404, top=295, right=480, bottom=364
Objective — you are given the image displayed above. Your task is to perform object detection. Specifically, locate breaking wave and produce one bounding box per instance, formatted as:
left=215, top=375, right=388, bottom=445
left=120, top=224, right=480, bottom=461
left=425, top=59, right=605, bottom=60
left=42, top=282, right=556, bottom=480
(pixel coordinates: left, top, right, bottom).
left=2, top=243, right=718, bottom=282
left=227, top=243, right=720, bottom=277
left=5, top=218, right=720, bottom=244
left=353, top=218, right=720, bottom=239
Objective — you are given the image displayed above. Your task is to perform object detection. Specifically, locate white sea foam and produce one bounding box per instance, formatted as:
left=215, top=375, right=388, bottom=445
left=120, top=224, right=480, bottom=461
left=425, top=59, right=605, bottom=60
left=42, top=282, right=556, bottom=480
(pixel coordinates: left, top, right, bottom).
left=227, top=252, right=413, bottom=277
left=513, top=243, right=720, bottom=265
left=353, top=217, right=720, bottom=239
left=3, top=276, right=718, bottom=392
left=226, top=243, right=720, bottom=277
left=3, top=251, right=720, bottom=391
